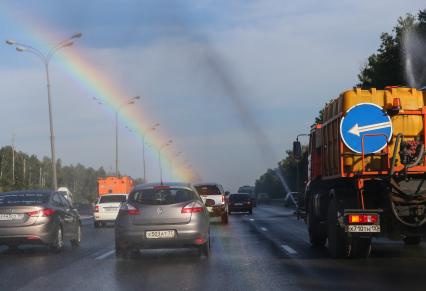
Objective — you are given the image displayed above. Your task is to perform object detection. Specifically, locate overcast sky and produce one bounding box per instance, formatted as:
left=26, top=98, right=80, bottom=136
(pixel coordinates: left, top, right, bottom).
left=0, top=1, right=425, bottom=192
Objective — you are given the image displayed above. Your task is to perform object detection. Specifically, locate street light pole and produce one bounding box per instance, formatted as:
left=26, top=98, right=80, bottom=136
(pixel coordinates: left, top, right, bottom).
left=6, top=33, right=82, bottom=190
left=142, top=123, right=160, bottom=183
left=158, top=140, right=172, bottom=184
left=93, top=96, right=140, bottom=177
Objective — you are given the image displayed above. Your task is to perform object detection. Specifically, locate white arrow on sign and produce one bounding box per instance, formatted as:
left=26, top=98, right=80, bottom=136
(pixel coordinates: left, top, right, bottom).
left=348, top=121, right=392, bottom=136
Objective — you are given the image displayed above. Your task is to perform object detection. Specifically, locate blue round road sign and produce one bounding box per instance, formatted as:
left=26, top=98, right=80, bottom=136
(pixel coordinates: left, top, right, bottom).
left=340, top=103, right=392, bottom=154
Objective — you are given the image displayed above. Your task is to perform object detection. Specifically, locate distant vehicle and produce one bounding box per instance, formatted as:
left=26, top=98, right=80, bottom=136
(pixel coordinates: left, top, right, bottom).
left=115, top=182, right=211, bottom=258
left=237, top=185, right=256, bottom=207
left=194, top=183, right=228, bottom=224
left=94, top=194, right=127, bottom=228
left=98, top=176, right=134, bottom=196
left=228, top=194, right=252, bottom=215
left=0, top=190, right=81, bottom=252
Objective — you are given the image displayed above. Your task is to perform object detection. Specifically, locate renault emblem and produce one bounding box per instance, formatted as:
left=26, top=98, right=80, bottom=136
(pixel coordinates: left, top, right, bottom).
left=157, top=207, right=163, bottom=216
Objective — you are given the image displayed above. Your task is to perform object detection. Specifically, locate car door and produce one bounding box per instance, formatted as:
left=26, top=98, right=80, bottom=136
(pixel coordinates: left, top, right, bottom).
left=51, top=193, right=68, bottom=235
left=58, top=194, right=76, bottom=239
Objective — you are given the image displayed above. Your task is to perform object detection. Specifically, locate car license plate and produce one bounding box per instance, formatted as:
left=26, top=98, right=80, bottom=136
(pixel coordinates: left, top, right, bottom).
left=235, top=203, right=243, bottom=206
left=207, top=206, right=213, bottom=212
left=348, top=225, right=381, bottom=233
left=146, top=230, right=175, bottom=239
left=105, top=207, right=117, bottom=212
left=0, top=214, right=24, bottom=221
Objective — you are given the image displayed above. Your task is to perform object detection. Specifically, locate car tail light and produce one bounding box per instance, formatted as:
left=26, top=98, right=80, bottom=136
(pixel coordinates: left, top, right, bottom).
left=94, top=205, right=99, bottom=213
left=348, top=214, right=378, bottom=224
left=120, top=203, right=140, bottom=215
left=182, top=201, right=204, bottom=213
left=194, top=237, right=206, bottom=245
left=27, top=208, right=56, bottom=217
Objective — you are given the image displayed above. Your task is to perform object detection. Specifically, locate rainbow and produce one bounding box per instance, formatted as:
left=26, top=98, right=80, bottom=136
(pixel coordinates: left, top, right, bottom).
left=1, top=7, right=196, bottom=182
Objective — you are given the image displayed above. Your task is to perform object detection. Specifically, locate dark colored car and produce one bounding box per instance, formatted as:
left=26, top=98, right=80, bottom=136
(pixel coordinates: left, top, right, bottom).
left=228, top=194, right=253, bottom=215
left=0, top=190, right=82, bottom=252
left=115, top=182, right=211, bottom=258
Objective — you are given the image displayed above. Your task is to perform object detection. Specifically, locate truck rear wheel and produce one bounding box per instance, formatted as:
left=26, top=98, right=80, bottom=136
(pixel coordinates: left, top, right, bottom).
left=403, top=236, right=422, bottom=245
left=327, top=198, right=350, bottom=258
left=351, top=238, right=372, bottom=258
left=307, top=199, right=326, bottom=247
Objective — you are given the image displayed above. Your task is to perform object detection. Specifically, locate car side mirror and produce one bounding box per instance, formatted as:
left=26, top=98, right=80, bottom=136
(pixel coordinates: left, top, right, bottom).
left=205, top=198, right=215, bottom=207
left=293, top=140, right=302, bottom=161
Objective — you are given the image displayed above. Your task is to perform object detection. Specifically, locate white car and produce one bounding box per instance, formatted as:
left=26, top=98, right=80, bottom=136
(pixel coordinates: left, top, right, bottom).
left=194, top=183, right=228, bottom=224
left=94, top=194, right=127, bottom=228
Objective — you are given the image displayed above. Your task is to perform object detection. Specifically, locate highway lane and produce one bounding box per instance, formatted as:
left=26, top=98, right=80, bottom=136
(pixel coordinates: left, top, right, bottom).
left=1, top=206, right=426, bottom=291
left=247, top=204, right=426, bottom=291
left=0, top=213, right=299, bottom=291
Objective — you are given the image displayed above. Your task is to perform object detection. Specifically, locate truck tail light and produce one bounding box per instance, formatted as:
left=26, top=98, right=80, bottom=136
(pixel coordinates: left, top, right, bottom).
left=27, top=208, right=56, bottom=217
left=120, top=203, right=140, bottom=215
left=182, top=201, right=204, bottom=213
left=348, top=214, right=378, bottom=224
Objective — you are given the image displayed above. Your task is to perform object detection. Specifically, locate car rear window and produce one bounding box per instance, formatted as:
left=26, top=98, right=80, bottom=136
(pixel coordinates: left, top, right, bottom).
left=99, top=195, right=127, bottom=203
left=229, top=194, right=250, bottom=202
left=195, top=185, right=221, bottom=196
left=0, top=193, right=50, bottom=206
left=130, top=188, right=197, bottom=205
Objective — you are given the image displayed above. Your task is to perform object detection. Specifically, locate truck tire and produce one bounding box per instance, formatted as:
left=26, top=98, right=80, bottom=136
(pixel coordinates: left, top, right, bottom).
left=307, top=198, right=326, bottom=247
left=351, top=237, right=372, bottom=258
left=403, top=236, right=422, bottom=245
left=327, top=198, right=350, bottom=258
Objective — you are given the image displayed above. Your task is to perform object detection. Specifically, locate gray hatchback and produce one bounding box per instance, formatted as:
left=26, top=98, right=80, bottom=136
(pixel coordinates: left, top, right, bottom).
left=115, top=182, right=211, bottom=258
left=0, top=190, right=81, bottom=252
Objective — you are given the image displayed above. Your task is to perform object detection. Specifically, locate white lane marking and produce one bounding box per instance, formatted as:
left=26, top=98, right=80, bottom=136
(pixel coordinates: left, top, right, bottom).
left=249, top=218, right=255, bottom=221
left=260, top=227, right=268, bottom=232
left=94, top=249, right=115, bottom=260
left=281, top=244, right=297, bottom=255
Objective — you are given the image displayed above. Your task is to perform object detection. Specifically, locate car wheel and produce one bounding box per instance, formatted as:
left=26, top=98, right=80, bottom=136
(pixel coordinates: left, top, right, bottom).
left=228, top=210, right=232, bottom=215
left=50, top=226, right=64, bottom=253
left=71, top=224, right=81, bottom=247
left=221, top=212, right=228, bottom=224
left=199, top=238, right=210, bottom=258
left=249, top=209, right=253, bottom=215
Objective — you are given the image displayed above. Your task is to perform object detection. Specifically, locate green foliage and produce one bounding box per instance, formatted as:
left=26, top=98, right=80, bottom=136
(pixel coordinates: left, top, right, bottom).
left=358, top=10, right=426, bottom=88
left=0, top=146, right=107, bottom=203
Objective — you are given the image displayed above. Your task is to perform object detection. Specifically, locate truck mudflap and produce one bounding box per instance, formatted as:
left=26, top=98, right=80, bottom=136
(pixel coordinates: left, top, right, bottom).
left=341, top=209, right=383, bottom=236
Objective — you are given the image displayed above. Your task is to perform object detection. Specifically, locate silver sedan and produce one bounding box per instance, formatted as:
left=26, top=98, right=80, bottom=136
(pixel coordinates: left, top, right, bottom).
left=115, top=182, right=212, bottom=258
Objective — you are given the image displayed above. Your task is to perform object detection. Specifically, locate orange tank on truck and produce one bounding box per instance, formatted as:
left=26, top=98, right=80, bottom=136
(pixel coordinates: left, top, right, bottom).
left=98, top=176, right=134, bottom=195
left=295, top=87, right=426, bottom=259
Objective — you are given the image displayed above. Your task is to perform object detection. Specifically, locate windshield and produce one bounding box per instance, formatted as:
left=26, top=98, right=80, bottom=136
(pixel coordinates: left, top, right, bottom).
left=130, top=188, right=197, bottom=205
left=195, top=185, right=221, bottom=196
left=0, top=193, right=50, bottom=206
left=99, top=195, right=127, bottom=203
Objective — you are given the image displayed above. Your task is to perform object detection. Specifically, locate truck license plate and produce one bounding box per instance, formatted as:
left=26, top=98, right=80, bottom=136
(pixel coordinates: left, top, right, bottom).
left=348, top=225, right=381, bottom=233
left=146, top=230, right=175, bottom=239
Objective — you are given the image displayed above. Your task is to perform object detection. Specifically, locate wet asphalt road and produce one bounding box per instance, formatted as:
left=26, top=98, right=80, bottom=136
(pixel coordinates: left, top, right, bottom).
left=1, top=205, right=426, bottom=291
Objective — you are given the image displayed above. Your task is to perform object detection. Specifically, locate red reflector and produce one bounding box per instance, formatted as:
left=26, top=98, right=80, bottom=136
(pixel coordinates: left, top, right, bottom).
left=27, top=235, right=39, bottom=240
left=349, top=214, right=378, bottom=224
left=153, top=185, right=170, bottom=189
left=194, top=237, right=205, bottom=245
